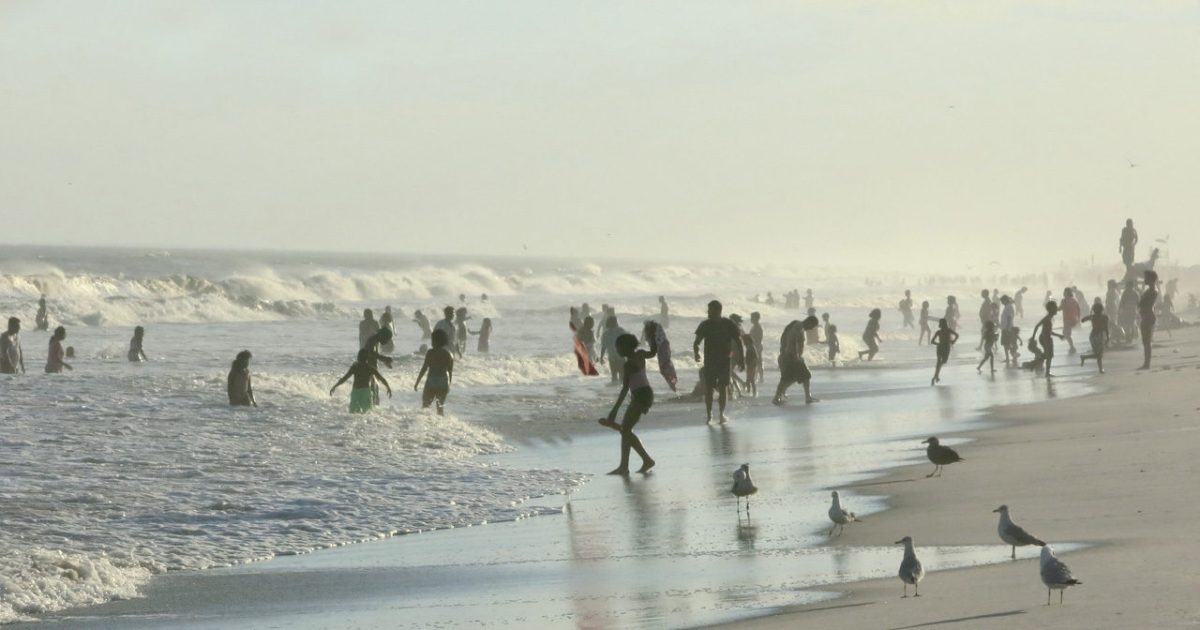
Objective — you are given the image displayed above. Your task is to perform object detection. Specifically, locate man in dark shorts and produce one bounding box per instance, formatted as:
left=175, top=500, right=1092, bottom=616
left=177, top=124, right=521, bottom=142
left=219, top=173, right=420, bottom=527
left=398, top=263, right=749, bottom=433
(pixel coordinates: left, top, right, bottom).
left=773, top=316, right=820, bottom=405
left=693, top=300, right=744, bottom=423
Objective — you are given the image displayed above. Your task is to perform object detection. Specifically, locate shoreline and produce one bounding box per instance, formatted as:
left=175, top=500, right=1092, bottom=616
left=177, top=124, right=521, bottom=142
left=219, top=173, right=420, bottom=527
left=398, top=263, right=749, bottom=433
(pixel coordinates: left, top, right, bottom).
left=709, top=328, right=1200, bottom=629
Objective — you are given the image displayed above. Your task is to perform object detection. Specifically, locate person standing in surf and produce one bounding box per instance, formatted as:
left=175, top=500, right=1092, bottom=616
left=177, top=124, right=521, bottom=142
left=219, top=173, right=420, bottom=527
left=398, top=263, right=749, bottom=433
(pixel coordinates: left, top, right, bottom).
left=227, top=350, right=257, bottom=406
left=643, top=320, right=677, bottom=391
left=1030, top=301, right=1064, bottom=378
left=1015, top=286, right=1028, bottom=319
left=900, top=290, right=915, bottom=328
left=412, top=309, right=433, bottom=340
left=45, top=326, right=71, bottom=374
left=128, top=326, right=148, bottom=362
left=693, top=300, right=744, bottom=423
left=918, top=301, right=932, bottom=345
left=331, top=348, right=392, bottom=413
left=1, top=317, right=25, bottom=375
left=857, top=309, right=882, bottom=361
left=599, top=333, right=656, bottom=475
left=434, top=306, right=458, bottom=358
left=1137, top=270, right=1159, bottom=370
left=359, top=309, right=380, bottom=350
left=658, top=296, right=670, bottom=329
left=749, top=312, right=765, bottom=384
left=773, top=316, right=820, bottom=404
left=414, top=329, right=454, bottom=415
left=35, top=295, right=49, bottom=331
left=378, top=306, right=397, bottom=353
left=599, top=315, right=628, bottom=385
left=1059, top=288, right=1080, bottom=355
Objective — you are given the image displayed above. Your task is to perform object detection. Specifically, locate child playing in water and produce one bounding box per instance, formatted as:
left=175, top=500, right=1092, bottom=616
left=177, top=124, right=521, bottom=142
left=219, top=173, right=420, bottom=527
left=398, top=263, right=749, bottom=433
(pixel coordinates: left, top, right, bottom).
left=825, top=324, right=840, bottom=365
left=128, top=326, right=147, bottom=362
left=1079, top=302, right=1109, bottom=373
left=1030, top=301, right=1064, bottom=378
left=414, top=329, right=455, bottom=415
left=857, top=309, right=882, bottom=361
left=331, top=348, right=392, bottom=413
left=598, top=333, right=657, bottom=475
left=930, top=318, right=958, bottom=385
left=1004, top=326, right=1022, bottom=366
left=918, top=301, right=932, bottom=345
left=740, top=333, right=758, bottom=397
left=976, top=320, right=998, bottom=374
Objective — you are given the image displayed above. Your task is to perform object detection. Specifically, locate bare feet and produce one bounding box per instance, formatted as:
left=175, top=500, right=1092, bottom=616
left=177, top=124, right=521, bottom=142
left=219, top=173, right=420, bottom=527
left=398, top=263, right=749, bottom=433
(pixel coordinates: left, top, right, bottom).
left=598, top=417, right=620, bottom=430
left=719, top=414, right=728, bottom=424
left=806, top=396, right=819, bottom=404
left=607, top=467, right=629, bottom=476
left=637, top=459, right=656, bottom=473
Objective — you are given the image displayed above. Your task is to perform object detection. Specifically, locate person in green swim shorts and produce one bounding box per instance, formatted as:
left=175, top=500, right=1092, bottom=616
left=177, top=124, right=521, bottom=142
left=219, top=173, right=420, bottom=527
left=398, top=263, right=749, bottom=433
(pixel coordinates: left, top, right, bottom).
left=330, top=348, right=392, bottom=413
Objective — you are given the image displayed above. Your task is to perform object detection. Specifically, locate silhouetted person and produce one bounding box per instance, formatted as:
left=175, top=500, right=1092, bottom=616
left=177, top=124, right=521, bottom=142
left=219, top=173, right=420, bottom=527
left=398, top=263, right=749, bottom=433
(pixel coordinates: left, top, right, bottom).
left=128, top=326, right=147, bottom=362
left=434, top=306, right=457, bottom=357
left=749, top=312, right=765, bottom=384
left=999, top=295, right=1017, bottom=365
left=35, top=295, right=49, bottom=331
left=359, top=309, right=379, bottom=349
left=658, top=295, right=670, bottom=329
left=977, top=320, right=997, bottom=374
left=804, top=289, right=815, bottom=312
left=1079, top=303, right=1109, bottom=373
left=1120, top=218, right=1138, bottom=267
left=1059, top=288, right=1080, bottom=354
left=918, top=301, right=932, bottom=345
left=1030, top=301, right=1064, bottom=378
left=945, top=296, right=960, bottom=331
left=577, top=316, right=597, bottom=363
left=454, top=307, right=470, bottom=357
left=1138, top=270, right=1159, bottom=370
left=805, top=308, right=820, bottom=345
left=773, top=316, right=820, bottom=404
left=1118, top=280, right=1139, bottom=344
left=331, top=348, right=391, bottom=413
left=378, top=306, right=396, bottom=353
left=599, top=333, right=657, bottom=475
left=45, top=326, right=71, bottom=373
left=1015, top=286, right=1028, bottom=319
left=693, top=300, right=744, bottom=423
left=0, top=317, right=24, bottom=374
left=930, top=318, right=958, bottom=386
left=413, top=309, right=432, bottom=340
left=825, top=324, right=841, bottom=365
left=600, top=315, right=628, bottom=384
left=227, top=350, right=256, bottom=406
left=975, top=290, right=993, bottom=350
left=857, top=308, right=882, bottom=361
left=476, top=317, right=492, bottom=352
left=900, top=290, right=915, bottom=328
left=414, top=329, right=454, bottom=414
left=362, top=327, right=396, bottom=404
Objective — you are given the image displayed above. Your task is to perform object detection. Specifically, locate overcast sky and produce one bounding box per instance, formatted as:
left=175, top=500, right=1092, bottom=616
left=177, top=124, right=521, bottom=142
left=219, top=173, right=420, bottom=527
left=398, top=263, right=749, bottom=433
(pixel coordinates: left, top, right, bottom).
left=2, top=1, right=1197, bottom=269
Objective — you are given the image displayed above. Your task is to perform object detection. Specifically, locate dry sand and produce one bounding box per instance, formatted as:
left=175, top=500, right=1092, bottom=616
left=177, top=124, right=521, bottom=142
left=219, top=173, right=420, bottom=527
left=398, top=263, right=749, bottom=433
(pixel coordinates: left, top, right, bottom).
left=713, top=326, right=1200, bottom=629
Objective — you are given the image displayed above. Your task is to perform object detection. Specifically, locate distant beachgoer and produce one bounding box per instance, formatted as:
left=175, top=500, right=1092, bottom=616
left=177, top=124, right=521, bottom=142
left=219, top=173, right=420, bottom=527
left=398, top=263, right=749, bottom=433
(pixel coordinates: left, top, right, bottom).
left=35, top=296, right=49, bottom=331
left=454, top=307, right=470, bottom=357
left=580, top=303, right=592, bottom=322
left=976, top=290, right=993, bottom=350
left=359, top=309, right=379, bottom=349
left=930, top=318, right=959, bottom=386
left=643, top=320, right=677, bottom=392
left=413, top=310, right=433, bottom=340
left=857, top=309, right=882, bottom=361
left=1, top=317, right=25, bottom=375
left=362, top=327, right=396, bottom=404
left=900, top=290, right=915, bottom=328
left=740, top=333, right=758, bottom=397
left=599, top=333, right=657, bottom=475
left=765, top=292, right=776, bottom=306
left=1015, top=287, right=1028, bottom=319
left=1043, top=291, right=1053, bottom=307
left=434, top=307, right=457, bottom=357
left=569, top=307, right=583, bottom=331
left=65, top=346, right=75, bottom=359
left=1120, top=218, right=1138, bottom=267
left=227, top=350, right=256, bottom=406
left=1072, top=286, right=1086, bottom=311
left=918, top=301, right=932, bottom=345
left=693, top=300, right=744, bottom=423
left=45, top=326, right=71, bottom=373
left=1021, top=334, right=1045, bottom=372
left=1060, top=288, right=1080, bottom=355
left=749, top=312, right=765, bottom=384
left=1079, top=303, right=1109, bottom=373
left=805, top=308, right=820, bottom=345
left=128, top=326, right=147, bottom=362
left=826, top=324, right=841, bottom=365
left=1138, top=270, right=1159, bottom=370
left=475, top=318, right=493, bottom=353
left=600, top=315, right=628, bottom=384
left=977, top=320, right=997, bottom=374
left=999, top=295, right=1019, bottom=365
left=945, top=296, right=960, bottom=331
left=481, top=293, right=489, bottom=302
left=415, top=329, right=454, bottom=414
left=1030, top=301, right=1064, bottom=378
left=1118, top=280, right=1139, bottom=344
left=331, top=348, right=391, bottom=413
left=1104, top=280, right=1121, bottom=344
left=659, top=296, right=670, bottom=329
left=804, top=289, right=815, bottom=312
left=577, top=315, right=597, bottom=363
left=378, top=307, right=396, bottom=353
left=773, top=316, right=819, bottom=404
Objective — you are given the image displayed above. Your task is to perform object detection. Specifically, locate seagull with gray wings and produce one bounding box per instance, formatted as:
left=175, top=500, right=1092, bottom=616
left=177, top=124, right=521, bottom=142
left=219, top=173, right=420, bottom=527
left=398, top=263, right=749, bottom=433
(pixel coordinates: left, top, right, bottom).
left=895, top=535, right=925, bottom=597
left=731, top=463, right=757, bottom=518
left=827, top=490, right=860, bottom=536
left=994, top=504, right=1045, bottom=559
left=1040, top=545, right=1082, bottom=604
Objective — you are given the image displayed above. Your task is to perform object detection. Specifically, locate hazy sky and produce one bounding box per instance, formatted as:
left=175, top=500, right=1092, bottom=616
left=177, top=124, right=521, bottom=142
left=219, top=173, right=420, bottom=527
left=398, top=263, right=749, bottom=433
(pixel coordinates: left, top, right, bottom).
left=2, top=1, right=1197, bottom=269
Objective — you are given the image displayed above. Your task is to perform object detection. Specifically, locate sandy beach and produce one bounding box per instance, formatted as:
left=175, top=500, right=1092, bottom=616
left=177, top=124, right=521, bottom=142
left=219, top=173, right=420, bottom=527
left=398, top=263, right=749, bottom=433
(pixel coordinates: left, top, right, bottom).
left=715, top=326, right=1200, bottom=629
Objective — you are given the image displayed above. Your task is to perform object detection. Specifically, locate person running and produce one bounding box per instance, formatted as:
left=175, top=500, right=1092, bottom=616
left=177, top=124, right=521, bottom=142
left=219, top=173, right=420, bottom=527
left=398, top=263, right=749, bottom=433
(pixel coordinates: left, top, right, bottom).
left=1015, top=286, right=1028, bottom=319
left=1, top=317, right=25, bottom=375
left=379, top=307, right=397, bottom=353
left=918, top=301, right=933, bottom=345
left=45, top=326, right=71, bottom=373
left=128, top=326, right=147, bottom=362
left=1060, top=288, right=1080, bottom=354
left=1120, top=218, right=1138, bottom=267
left=749, top=312, right=765, bottom=383
left=658, top=296, right=670, bottom=329
left=475, top=317, right=493, bottom=353
left=693, top=300, right=744, bottom=423
left=227, top=350, right=257, bottom=406
left=900, top=290, right=915, bottom=328
left=1079, top=303, right=1109, bottom=373
left=773, top=316, right=819, bottom=404
left=413, top=309, right=433, bottom=340
left=857, top=309, right=882, bottom=361
left=1137, top=270, right=1159, bottom=370
left=434, top=306, right=458, bottom=357
left=599, top=333, right=657, bottom=475
left=930, top=318, right=958, bottom=386
left=1030, top=301, right=1064, bottom=378
left=331, top=349, right=392, bottom=413
left=35, top=295, right=49, bottom=331
left=977, top=320, right=998, bottom=374
left=359, top=309, right=380, bottom=349
left=600, top=315, right=628, bottom=385
left=414, top=329, right=455, bottom=414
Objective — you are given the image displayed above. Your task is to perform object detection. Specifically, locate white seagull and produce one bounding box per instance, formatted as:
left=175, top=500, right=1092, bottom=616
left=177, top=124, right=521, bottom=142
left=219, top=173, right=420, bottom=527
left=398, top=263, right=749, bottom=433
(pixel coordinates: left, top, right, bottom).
left=896, top=535, right=925, bottom=598
left=994, top=505, right=1046, bottom=559
left=731, top=463, right=757, bottom=518
left=827, top=491, right=860, bottom=536
left=1040, top=545, right=1082, bottom=605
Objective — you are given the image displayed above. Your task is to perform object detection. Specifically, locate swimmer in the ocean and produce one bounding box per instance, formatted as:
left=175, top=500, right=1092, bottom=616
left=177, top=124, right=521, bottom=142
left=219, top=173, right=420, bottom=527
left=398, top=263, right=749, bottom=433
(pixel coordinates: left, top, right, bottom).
left=45, top=326, right=71, bottom=373
left=331, top=348, right=392, bottom=413
left=359, top=309, right=379, bottom=349
left=128, top=326, right=147, bottom=362
left=227, top=350, right=256, bottom=406
left=413, top=310, right=433, bottom=340
left=414, top=329, right=455, bottom=415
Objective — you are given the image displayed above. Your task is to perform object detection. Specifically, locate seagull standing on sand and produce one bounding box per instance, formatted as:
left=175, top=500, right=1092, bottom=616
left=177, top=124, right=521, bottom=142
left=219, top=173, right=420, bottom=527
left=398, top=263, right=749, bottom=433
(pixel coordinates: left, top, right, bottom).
left=731, top=464, right=757, bottom=518
left=1040, top=545, right=1082, bottom=605
left=921, top=436, right=963, bottom=477
left=895, top=535, right=925, bottom=597
left=827, top=491, right=860, bottom=536
left=994, top=505, right=1045, bottom=559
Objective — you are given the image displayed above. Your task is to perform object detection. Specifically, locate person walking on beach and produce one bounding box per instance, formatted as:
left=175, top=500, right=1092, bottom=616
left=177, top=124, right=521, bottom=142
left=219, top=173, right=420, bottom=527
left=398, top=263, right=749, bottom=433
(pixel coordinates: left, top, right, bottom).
left=749, top=312, right=765, bottom=383
left=930, top=318, right=958, bottom=385
left=45, top=326, right=71, bottom=373
left=599, top=333, right=657, bottom=475
left=331, top=349, right=392, bottom=413
left=359, top=309, right=380, bottom=349
left=918, top=301, right=932, bottom=345
left=413, top=309, right=433, bottom=340
left=658, top=296, right=670, bottom=329
left=1120, top=218, right=1138, bottom=267
left=977, top=320, right=998, bottom=374
left=1015, top=286, right=1028, bottom=319
left=694, top=300, right=744, bottom=423
left=857, top=309, right=882, bottom=361
left=1, top=317, right=25, bottom=375
left=1137, top=270, right=1159, bottom=370
left=128, top=326, right=147, bottom=362
left=1079, top=303, right=1109, bottom=373
left=414, top=329, right=454, bottom=414
left=1030, top=301, right=1064, bottom=378
left=1060, top=288, right=1080, bottom=355
left=773, top=316, right=820, bottom=404
left=900, top=290, right=915, bottom=328
left=600, top=316, right=628, bottom=385
left=227, top=350, right=257, bottom=406
left=999, top=295, right=1017, bottom=365
left=975, top=290, right=993, bottom=350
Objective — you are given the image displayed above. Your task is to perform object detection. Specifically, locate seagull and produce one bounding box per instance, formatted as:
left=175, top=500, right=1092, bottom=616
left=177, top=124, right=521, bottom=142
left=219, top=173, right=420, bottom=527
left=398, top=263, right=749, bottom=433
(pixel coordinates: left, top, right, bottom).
left=994, top=505, right=1046, bottom=559
left=1040, top=545, right=1082, bottom=605
left=1126, top=157, right=1139, bottom=168
left=921, top=437, right=964, bottom=477
left=895, top=535, right=925, bottom=597
left=731, top=464, right=757, bottom=518
left=827, top=490, right=860, bottom=536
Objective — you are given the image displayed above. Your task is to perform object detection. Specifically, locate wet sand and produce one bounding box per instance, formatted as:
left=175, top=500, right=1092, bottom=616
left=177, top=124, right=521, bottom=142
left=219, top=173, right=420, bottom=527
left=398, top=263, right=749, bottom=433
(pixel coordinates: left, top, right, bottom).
left=715, top=326, right=1200, bottom=629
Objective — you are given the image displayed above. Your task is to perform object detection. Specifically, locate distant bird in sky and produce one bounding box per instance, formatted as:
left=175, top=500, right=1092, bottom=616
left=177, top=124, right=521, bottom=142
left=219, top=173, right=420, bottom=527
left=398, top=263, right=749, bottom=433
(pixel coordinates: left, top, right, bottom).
left=1040, top=545, right=1082, bottom=605
left=994, top=504, right=1046, bottom=559
left=731, top=463, right=757, bottom=518
left=827, top=490, right=860, bottom=536
left=921, top=437, right=964, bottom=478
left=896, top=536, right=925, bottom=598
left=1126, top=157, right=1140, bottom=168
